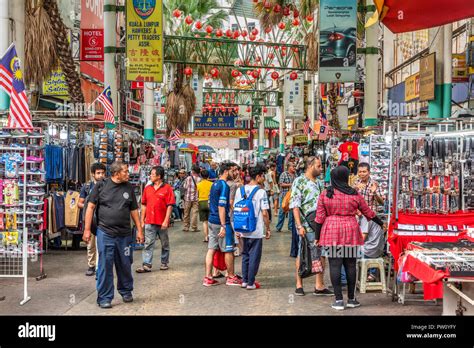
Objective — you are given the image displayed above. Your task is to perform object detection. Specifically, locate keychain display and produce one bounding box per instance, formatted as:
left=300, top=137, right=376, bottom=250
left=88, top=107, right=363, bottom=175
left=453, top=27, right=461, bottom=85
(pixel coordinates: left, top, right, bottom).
left=369, top=135, right=392, bottom=215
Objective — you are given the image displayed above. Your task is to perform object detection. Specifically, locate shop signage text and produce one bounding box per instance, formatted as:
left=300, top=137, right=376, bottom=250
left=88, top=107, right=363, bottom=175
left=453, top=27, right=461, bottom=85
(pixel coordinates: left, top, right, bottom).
left=194, top=115, right=236, bottom=129
left=420, top=53, right=435, bottom=101
left=42, top=69, right=69, bottom=98
left=80, top=29, right=104, bottom=61
left=126, top=98, right=143, bottom=125
left=405, top=73, right=420, bottom=102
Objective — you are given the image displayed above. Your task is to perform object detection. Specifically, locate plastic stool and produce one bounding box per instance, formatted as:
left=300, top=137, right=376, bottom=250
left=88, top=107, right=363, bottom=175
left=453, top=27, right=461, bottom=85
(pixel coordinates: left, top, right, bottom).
left=357, top=258, right=387, bottom=294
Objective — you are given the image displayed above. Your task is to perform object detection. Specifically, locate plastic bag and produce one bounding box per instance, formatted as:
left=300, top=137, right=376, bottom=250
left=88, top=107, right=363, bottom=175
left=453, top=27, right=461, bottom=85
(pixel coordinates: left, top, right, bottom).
left=213, top=250, right=227, bottom=271
left=298, top=236, right=323, bottom=278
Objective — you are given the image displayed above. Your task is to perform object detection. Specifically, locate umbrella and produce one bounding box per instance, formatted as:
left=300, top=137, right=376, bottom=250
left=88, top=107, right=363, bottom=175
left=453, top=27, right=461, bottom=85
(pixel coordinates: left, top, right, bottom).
left=198, top=145, right=215, bottom=153
left=178, top=143, right=198, bottom=153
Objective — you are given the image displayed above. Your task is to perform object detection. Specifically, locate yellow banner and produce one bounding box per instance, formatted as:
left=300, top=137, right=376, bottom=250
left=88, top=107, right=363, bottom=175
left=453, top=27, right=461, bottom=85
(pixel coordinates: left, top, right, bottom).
left=42, top=69, right=69, bottom=98
left=126, top=0, right=163, bottom=82
left=405, top=73, right=419, bottom=102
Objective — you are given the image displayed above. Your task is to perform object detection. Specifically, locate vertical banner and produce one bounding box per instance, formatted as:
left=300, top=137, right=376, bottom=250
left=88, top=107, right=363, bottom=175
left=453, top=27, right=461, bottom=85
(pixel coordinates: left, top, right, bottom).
left=80, top=29, right=104, bottom=61
left=419, top=53, right=436, bottom=101
left=126, top=0, right=163, bottom=82
left=319, top=0, right=357, bottom=83
left=192, top=73, right=203, bottom=115
left=283, top=74, right=304, bottom=118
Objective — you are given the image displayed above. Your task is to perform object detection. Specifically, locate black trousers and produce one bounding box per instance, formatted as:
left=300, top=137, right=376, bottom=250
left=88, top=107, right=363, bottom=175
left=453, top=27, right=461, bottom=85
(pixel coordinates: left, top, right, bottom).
left=328, top=257, right=357, bottom=301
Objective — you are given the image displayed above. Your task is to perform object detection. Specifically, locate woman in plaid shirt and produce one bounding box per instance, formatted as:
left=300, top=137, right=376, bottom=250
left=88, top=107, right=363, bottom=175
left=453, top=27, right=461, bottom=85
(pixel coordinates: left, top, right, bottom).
left=314, top=166, right=384, bottom=311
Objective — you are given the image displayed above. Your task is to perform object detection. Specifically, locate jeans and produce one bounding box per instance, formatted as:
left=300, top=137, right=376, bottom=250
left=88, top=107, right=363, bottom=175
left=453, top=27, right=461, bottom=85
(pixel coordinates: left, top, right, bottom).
left=96, top=228, right=134, bottom=305
left=290, top=222, right=298, bottom=258
left=276, top=196, right=294, bottom=232
left=142, top=224, right=170, bottom=266
left=172, top=205, right=182, bottom=220
left=242, top=238, right=263, bottom=286
left=328, top=256, right=357, bottom=301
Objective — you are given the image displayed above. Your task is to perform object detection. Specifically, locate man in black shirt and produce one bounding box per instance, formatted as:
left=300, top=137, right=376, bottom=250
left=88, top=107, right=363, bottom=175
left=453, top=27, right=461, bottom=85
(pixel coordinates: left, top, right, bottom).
left=83, top=161, right=144, bottom=309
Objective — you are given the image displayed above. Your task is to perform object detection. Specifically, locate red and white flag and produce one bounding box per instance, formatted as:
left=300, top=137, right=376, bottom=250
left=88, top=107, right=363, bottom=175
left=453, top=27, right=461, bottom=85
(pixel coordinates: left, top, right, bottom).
left=168, top=128, right=181, bottom=142
left=97, top=86, right=115, bottom=124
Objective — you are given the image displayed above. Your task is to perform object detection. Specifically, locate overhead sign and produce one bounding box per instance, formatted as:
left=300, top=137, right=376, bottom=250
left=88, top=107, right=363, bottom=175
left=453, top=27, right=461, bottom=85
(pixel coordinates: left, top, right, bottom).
left=186, top=130, right=248, bottom=138
left=453, top=53, right=468, bottom=82
left=80, top=0, right=104, bottom=82
left=194, top=115, right=236, bottom=129
left=80, top=29, right=104, bottom=61
left=420, top=53, right=436, bottom=101
left=155, top=113, right=166, bottom=131
left=405, top=73, right=420, bottom=102
left=294, top=135, right=308, bottom=144
left=126, top=98, right=143, bottom=125
left=42, top=69, right=69, bottom=98
left=283, top=74, right=304, bottom=118
left=319, top=0, right=357, bottom=83
left=192, top=74, right=203, bottom=115
left=126, top=0, right=164, bottom=82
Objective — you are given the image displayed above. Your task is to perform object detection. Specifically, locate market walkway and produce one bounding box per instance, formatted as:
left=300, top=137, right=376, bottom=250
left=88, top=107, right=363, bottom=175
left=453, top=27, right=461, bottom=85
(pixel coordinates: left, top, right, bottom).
left=1, top=221, right=441, bottom=316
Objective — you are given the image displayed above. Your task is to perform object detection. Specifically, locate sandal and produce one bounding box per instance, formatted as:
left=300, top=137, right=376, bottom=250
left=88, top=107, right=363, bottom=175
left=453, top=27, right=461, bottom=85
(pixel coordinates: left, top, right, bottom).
left=136, top=265, right=152, bottom=273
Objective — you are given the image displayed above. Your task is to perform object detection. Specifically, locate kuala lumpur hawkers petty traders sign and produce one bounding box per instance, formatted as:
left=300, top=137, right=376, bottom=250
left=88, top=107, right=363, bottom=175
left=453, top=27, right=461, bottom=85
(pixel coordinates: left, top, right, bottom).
left=126, top=0, right=163, bottom=82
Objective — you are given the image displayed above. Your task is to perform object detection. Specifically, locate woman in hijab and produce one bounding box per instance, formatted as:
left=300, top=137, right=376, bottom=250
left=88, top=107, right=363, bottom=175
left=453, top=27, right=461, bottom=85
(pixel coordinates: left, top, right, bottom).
left=314, top=166, right=384, bottom=311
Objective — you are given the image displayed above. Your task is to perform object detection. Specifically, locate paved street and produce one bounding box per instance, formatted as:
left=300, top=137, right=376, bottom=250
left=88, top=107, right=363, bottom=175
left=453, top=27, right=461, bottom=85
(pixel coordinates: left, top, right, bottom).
left=1, top=220, right=441, bottom=316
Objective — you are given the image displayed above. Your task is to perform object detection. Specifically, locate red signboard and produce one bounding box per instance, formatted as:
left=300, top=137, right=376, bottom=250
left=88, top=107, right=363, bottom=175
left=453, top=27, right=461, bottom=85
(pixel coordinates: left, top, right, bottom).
left=80, top=0, right=104, bottom=82
left=131, top=81, right=144, bottom=89
left=81, top=29, right=104, bottom=61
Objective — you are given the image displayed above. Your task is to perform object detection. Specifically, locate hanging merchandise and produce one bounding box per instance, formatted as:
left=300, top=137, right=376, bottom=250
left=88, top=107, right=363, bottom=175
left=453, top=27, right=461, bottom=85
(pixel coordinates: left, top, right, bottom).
left=64, top=190, right=81, bottom=228
left=368, top=135, right=393, bottom=216
left=338, top=138, right=359, bottom=175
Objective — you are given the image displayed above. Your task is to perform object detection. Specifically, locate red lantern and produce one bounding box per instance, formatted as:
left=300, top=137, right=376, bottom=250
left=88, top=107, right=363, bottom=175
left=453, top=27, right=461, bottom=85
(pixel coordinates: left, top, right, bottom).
left=271, top=71, right=279, bottom=80
left=215, top=28, right=223, bottom=37
left=290, top=71, right=298, bottom=80
left=231, top=69, right=239, bottom=78
left=256, top=56, right=261, bottom=62
left=172, top=9, right=181, bottom=18
left=283, top=6, right=291, bottom=16
left=185, top=15, right=193, bottom=25
left=233, top=30, right=240, bottom=39
left=206, top=25, right=213, bottom=34
left=265, top=129, right=270, bottom=135
left=161, top=107, right=165, bottom=113
left=273, top=4, right=282, bottom=13
left=234, top=106, right=239, bottom=112
left=278, top=22, right=286, bottom=30
left=264, top=26, right=272, bottom=34
left=184, top=67, right=193, bottom=76
left=268, top=53, right=275, bottom=60
left=251, top=28, right=259, bottom=36
left=292, top=18, right=300, bottom=26
left=292, top=41, right=299, bottom=52
left=249, top=34, right=256, bottom=41
left=241, top=30, right=248, bottom=37
left=263, top=0, right=271, bottom=10
left=251, top=70, right=260, bottom=79
left=226, top=29, right=233, bottom=37
left=246, top=106, right=251, bottom=113
left=210, top=68, right=219, bottom=78
left=306, top=14, right=314, bottom=22
left=263, top=107, right=268, bottom=113
left=293, top=9, right=300, bottom=18
left=195, top=21, right=203, bottom=30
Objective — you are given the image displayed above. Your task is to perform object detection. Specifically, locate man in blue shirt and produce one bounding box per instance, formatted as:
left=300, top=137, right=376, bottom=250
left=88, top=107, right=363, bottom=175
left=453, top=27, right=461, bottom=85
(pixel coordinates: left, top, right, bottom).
left=203, top=161, right=241, bottom=287
left=208, top=162, right=218, bottom=182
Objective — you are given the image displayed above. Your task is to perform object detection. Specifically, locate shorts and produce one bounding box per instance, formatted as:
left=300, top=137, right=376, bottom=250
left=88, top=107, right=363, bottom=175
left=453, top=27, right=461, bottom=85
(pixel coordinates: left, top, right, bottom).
left=298, top=232, right=328, bottom=257
left=208, top=222, right=235, bottom=253
left=198, top=201, right=210, bottom=222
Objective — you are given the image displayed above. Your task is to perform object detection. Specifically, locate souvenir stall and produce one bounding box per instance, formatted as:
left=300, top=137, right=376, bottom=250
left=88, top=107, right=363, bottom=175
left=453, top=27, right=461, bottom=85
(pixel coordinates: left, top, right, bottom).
left=388, top=125, right=474, bottom=307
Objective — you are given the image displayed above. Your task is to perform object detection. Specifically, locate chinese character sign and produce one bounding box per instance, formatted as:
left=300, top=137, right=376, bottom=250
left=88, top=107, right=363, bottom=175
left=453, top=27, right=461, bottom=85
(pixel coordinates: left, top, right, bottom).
left=126, top=0, right=163, bottom=82
left=194, top=116, right=236, bottom=129
left=283, top=74, right=304, bottom=118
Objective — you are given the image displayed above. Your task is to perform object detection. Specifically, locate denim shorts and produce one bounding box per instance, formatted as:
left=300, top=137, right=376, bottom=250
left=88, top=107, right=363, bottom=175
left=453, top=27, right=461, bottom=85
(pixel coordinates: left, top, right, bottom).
left=298, top=232, right=328, bottom=257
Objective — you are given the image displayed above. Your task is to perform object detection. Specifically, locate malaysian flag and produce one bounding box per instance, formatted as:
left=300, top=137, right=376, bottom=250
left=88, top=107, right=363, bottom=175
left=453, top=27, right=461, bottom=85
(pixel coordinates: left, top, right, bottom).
left=168, top=128, right=181, bottom=142
left=0, top=44, right=32, bottom=129
left=97, top=86, right=115, bottom=124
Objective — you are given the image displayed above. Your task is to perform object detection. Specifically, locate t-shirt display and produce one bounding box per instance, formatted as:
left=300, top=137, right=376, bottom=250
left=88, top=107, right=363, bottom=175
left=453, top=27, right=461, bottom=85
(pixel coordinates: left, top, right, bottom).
left=88, top=178, right=138, bottom=237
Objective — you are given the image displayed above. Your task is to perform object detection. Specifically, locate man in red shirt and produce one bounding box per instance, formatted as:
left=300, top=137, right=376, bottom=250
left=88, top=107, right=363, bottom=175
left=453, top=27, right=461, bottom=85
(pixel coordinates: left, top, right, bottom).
left=136, top=166, right=175, bottom=273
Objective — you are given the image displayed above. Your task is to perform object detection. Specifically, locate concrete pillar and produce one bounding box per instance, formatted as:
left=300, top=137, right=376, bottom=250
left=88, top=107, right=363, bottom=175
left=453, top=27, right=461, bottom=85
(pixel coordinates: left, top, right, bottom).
left=363, top=0, right=379, bottom=127
left=144, top=82, right=154, bottom=140
left=0, top=0, right=9, bottom=110
left=428, top=26, right=444, bottom=118
left=104, top=0, right=117, bottom=126
left=442, top=24, right=452, bottom=117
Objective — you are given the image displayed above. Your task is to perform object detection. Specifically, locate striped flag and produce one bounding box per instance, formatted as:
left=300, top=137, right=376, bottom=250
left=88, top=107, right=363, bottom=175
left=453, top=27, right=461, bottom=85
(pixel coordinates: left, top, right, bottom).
left=0, top=44, right=32, bottom=129
left=97, top=86, right=115, bottom=124
left=303, top=118, right=311, bottom=135
left=169, top=128, right=181, bottom=142
left=320, top=99, right=328, bottom=126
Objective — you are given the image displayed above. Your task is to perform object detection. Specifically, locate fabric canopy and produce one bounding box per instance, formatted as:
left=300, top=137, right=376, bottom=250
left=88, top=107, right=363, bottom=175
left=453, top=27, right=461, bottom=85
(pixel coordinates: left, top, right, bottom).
left=376, top=0, right=474, bottom=34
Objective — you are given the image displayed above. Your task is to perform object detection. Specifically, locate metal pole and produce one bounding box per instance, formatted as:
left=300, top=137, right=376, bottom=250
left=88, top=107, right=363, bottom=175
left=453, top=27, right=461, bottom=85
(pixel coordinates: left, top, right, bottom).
left=20, top=147, right=30, bottom=305
left=144, top=82, right=154, bottom=140
left=363, top=0, right=379, bottom=127
left=279, top=80, right=285, bottom=153
left=258, top=83, right=265, bottom=160
left=104, top=0, right=118, bottom=126
left=443, top=23, right=453, bottom=118
left=0, top=0, right=9, bottom=110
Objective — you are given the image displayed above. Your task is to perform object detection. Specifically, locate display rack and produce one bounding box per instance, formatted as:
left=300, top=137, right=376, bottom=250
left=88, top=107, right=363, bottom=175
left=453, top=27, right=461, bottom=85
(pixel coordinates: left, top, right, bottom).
left=369, top=134, right=393, bottom=219
left=0, top=145, right=30, bottom=305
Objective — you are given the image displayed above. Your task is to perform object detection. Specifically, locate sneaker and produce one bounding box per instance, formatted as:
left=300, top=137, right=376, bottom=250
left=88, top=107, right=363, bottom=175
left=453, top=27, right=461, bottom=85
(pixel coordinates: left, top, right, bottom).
left=295, top=287, right=305, bottom=296
left=331, top=300, right=345, bottom=310
left=203, top=277, right=220, bottom=287
left=85, top=267, right=95, bottom=276
left=241, top=282, right=248, bottom=288
left=346, top=299, right=361, bottom=308
left=226, top=275, right=243, bottom=286
left=27, top=189, right=45, bottom=196
left=160, top=264, right=169, bottom=270
left=122, top=295, right=133, bottom=303
left=313, top=288, right=334, bottom=296
left=98, top=302, right=112, bottom=309
left=246, top=282, right=261, bottom=290
left=27, top=200, right=43, bottom=206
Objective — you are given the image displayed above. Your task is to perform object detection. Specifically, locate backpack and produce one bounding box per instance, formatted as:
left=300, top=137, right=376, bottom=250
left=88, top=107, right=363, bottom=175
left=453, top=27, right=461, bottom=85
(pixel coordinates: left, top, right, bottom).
left=281, top=190, right=292, bottom=212
left=233, top=186, right=260, bottom=233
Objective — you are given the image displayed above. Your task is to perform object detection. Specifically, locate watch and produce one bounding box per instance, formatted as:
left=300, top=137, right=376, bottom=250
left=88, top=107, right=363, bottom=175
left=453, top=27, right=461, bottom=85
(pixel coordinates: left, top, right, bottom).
left=297, top=225, right=304, bottom=230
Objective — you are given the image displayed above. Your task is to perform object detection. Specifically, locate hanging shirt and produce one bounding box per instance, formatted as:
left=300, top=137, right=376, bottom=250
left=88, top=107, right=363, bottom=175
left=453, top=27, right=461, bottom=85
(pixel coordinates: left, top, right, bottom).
left=65, top=191, right=81, bottom=228
left=0, top=153, right=23, bottom=178
left=338, top=141, right=359, bottom=162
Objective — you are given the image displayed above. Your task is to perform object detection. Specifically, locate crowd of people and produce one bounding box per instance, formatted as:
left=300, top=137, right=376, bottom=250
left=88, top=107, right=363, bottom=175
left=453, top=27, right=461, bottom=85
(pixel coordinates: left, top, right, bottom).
left=80, top=155, right=387, bottom=311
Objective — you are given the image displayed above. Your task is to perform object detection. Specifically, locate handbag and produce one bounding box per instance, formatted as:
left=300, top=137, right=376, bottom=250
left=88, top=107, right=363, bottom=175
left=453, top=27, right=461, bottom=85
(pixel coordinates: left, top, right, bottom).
left=281, top=190, right=292, bottom=212
left=213, top=250, right=227, bottom=271
left=298, top=236, right=323, bottom=278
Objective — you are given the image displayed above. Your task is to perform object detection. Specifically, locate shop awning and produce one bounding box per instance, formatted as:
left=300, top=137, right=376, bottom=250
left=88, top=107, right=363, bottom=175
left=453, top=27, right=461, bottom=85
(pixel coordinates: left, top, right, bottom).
left=264, top=118, right=279, bottom=129
left=372, top=0, right=474, bottom=34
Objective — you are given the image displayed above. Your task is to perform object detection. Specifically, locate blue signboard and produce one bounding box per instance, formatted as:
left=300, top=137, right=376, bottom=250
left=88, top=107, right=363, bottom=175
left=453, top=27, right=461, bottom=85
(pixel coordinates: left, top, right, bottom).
left=194, top=115, right=236, bottom=129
